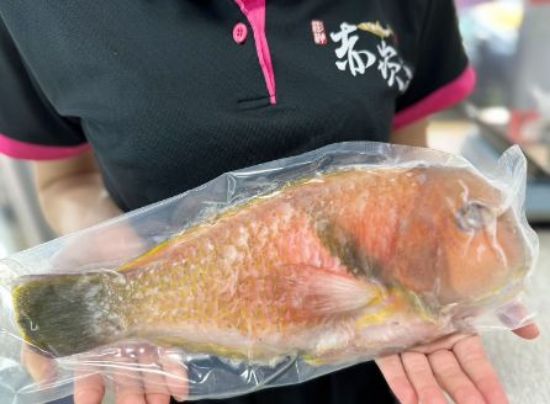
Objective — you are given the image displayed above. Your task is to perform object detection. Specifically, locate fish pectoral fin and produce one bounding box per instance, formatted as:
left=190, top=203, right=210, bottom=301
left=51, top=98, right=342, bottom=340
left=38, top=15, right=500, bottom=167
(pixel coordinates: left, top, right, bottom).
left=281, top=266, right=382, bottom=316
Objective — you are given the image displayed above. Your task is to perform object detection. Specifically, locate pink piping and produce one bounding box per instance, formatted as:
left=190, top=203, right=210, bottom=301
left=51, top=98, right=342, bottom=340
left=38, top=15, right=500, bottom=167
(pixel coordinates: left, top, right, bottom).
left=0, top=133, right=91, bottom=160
left=392, top=66, right=477, bottom=131
left=233, top=0, right=277, bottom=104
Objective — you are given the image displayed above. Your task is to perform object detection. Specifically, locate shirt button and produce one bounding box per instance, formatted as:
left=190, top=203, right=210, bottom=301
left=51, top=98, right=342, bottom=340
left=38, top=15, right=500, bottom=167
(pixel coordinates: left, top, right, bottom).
left=233, top=22, right=248, bottom=45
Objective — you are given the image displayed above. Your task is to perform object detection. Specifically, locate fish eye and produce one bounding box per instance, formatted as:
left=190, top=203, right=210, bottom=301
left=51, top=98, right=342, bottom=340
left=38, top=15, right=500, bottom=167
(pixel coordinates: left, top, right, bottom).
left=456, top=201, right=495, bottom=232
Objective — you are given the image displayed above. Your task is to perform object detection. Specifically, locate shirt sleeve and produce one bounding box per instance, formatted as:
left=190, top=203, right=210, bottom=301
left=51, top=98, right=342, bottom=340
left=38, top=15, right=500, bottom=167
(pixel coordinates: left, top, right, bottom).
left=392, top=0, right=477, bottom=131
left=0, top=17, right=90, bottom=160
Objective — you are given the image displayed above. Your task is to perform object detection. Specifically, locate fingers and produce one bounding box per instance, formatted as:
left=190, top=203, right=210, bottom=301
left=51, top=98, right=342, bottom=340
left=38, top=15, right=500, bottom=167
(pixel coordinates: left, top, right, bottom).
left=72, top=344, right=186, bottom=404
left=74, top=372, right=105, bottom=404
left=428, top=350, right=485, bottom=404
left=453, top=336, right=508, bottom=404
left=512, top=323, right=539, bottom=340
left=159, top=351, right=189, bottom=402
left=137, top=346, right=171, bottom=404
left=376, top=355, right=417, bottom=404
left=21, top=345, right=56, bottom=384
left=410, top=333, right=470, bottom=355
left=114, top=369, right=146, bottom=404
left=401, top=352, right=447, bottom=404
left=112, top=348, right=147, bottom=404
left=378, top=351, right=482, bottom=404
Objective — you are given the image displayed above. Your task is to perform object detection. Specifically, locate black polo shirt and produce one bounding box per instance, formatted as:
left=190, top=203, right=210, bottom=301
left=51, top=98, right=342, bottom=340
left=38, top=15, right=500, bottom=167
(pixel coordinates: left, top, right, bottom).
left=0, top=1, right=474, bottom=403
left=0, top=0, right=474, bottom=212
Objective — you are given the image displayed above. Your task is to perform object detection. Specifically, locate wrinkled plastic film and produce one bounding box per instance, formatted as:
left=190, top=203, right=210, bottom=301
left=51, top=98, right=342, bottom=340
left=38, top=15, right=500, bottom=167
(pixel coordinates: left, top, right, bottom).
left=0, top=141, right=539, bottom=403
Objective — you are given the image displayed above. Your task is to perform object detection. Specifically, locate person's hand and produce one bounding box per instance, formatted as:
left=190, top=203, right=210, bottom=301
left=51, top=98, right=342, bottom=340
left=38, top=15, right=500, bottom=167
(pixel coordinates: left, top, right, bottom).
left=376, top=323, right=540, bottom=404
left=20, top=222, right=189, bottom=404
left=72, top=342, right=188, bottom=404
left=22, top=342, right=189, bottom=404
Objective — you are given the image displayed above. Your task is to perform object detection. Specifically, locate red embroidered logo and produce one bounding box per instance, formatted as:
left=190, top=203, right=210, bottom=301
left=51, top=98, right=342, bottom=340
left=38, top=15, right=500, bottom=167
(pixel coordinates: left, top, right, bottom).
left=311, top=20, right=328, bottom=45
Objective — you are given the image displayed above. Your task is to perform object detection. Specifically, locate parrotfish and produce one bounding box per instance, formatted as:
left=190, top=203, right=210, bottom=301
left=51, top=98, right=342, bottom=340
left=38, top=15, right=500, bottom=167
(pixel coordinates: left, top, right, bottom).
left=12, top=166, right=532, bottom=365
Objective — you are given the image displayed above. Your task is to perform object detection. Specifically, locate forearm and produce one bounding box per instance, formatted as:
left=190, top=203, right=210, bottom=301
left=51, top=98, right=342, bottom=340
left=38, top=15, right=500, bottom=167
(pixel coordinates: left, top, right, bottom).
left=389, top=119, right=429, bottom=148
left=37, top=173, right=121, bottom=235
left=33, top=152, right=122, bottom=236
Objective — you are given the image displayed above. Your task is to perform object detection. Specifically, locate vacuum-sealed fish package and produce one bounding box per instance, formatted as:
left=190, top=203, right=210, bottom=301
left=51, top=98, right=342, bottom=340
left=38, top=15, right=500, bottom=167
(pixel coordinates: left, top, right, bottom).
left=0, top=142, right=539, bottom=403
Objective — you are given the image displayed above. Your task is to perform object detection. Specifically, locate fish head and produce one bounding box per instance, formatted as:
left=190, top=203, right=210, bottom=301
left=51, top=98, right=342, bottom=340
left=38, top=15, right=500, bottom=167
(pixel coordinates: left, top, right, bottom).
left=389, top=167, right=532, bottom=306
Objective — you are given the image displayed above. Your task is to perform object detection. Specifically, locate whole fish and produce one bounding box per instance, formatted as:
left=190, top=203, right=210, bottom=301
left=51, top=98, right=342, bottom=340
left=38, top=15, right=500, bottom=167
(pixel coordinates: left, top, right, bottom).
left=12, top=165, right=532, bottom=365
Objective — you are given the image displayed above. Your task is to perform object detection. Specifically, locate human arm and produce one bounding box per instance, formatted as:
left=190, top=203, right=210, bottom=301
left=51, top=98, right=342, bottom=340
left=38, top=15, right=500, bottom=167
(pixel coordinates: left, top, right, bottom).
left=390, top=119, right=429, bottom=148
left=24, top=152, right=187, bottom=404
left=33, top=150, right=122, bottom=235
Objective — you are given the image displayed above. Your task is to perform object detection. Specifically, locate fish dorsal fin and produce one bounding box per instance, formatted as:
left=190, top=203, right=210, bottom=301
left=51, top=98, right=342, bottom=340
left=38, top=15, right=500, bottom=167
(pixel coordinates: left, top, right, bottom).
left=281, top=266, right=381, bottom=316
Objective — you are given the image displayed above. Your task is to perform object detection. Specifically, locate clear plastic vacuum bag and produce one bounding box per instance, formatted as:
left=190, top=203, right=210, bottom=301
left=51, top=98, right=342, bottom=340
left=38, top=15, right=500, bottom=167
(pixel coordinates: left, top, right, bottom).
left=0, top=142, right=539, bottom=403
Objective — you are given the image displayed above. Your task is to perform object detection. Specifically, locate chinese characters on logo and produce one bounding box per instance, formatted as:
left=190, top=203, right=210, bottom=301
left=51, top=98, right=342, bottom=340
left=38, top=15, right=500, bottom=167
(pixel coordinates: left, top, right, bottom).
left=377, top=40, right=413, bottom=92
left=330, top=22, right=413, bottom=93
left=330, top=23, right=376, bottom=77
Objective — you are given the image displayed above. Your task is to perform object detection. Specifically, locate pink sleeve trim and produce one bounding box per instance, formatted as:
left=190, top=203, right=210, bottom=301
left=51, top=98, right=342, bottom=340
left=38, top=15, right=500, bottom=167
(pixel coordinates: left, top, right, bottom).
left=0, top=133, right=91, bottom=160
left=392, top=66, right=477, bottom=131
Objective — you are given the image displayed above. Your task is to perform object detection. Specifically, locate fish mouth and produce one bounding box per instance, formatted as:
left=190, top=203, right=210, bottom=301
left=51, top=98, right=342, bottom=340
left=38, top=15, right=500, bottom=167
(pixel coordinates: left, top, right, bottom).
left=467, top=265, right=527, bottom=305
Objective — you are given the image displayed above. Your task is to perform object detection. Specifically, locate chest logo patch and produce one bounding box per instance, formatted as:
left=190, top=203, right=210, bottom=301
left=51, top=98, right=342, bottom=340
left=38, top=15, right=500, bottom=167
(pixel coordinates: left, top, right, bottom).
left=311, top=20, right=328, bottom=46
left=329, top=22, right=413, bottom=93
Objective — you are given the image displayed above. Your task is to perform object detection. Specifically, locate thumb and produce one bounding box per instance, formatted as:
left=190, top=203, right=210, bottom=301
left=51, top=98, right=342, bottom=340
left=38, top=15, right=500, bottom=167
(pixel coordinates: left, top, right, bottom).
left=512, top=323, right=540, bottom=340
left=498, top=302, right=539, bottom=340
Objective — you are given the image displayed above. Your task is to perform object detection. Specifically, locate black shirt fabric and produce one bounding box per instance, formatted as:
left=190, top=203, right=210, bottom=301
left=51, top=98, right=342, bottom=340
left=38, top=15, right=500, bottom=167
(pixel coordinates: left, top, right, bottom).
left=0, top=1, right=471, bottom=403
left=0, top=0, right=470, bottom=211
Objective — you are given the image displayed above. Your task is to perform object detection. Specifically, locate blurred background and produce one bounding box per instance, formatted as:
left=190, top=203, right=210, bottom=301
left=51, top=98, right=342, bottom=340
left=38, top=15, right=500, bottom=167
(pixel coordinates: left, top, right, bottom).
left=0, top=0, right=549, bottom=403
left=431, top=0, right=550, bottom=223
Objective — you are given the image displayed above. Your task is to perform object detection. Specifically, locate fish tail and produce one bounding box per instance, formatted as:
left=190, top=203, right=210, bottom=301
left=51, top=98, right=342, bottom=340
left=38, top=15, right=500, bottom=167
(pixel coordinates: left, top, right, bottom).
left=13, top=272, right=127, bottom=357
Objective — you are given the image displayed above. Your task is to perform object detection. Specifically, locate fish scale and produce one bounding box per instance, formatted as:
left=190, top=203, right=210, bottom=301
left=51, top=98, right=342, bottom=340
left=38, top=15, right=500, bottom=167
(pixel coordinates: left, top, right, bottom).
left=116, top=171, right=415, bottom=342
left=12, top=167, right=530, bottom=362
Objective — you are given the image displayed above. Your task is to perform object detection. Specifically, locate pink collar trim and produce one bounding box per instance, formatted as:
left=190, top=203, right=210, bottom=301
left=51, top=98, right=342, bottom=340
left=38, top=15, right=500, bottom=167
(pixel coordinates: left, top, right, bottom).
left=233, top=0, right=277, bottom=104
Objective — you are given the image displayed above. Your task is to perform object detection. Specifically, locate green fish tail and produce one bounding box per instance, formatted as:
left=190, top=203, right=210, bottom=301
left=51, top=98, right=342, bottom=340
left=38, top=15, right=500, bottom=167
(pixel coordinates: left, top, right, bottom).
left=13, top=272, right=127, bottom=357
